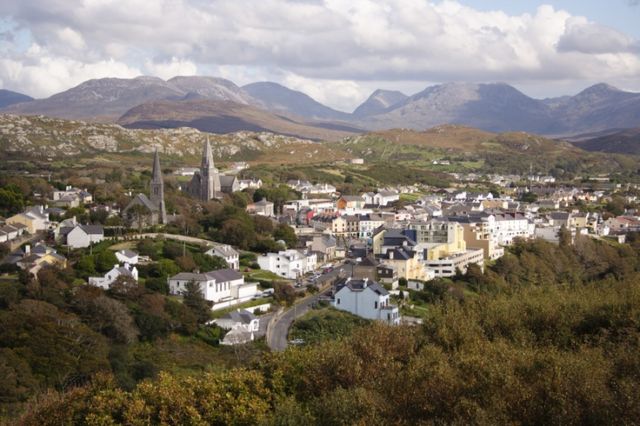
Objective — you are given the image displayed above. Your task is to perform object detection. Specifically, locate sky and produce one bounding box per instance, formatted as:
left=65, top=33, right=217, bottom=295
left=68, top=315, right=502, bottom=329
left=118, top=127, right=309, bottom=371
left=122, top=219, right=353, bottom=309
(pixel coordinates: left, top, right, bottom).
left=0, top=0, right=639, bottom=112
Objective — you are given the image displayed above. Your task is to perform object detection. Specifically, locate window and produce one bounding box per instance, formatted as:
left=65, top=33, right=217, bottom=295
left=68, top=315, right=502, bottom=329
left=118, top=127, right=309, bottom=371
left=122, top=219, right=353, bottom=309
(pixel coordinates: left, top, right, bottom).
left=374, top=301, right=378, bottom=309
left=337, top=298, right=340, bottom=305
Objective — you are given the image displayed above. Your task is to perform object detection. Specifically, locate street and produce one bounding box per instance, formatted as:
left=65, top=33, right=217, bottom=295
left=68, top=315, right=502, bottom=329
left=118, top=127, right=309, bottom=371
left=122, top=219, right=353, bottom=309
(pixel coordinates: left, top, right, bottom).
left=266, top=262, right=353, bottom=351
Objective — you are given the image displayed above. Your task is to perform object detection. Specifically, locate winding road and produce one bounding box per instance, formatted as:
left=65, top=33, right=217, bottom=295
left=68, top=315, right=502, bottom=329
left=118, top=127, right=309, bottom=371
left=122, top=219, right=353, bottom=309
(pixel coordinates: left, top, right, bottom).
left=266, top=263, right=354, bottom=351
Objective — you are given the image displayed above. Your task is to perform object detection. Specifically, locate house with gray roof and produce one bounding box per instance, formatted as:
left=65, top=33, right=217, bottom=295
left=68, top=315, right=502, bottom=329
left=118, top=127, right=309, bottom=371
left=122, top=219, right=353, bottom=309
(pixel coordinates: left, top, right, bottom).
left=88, top=263, right=138, bottom=289
left=333, top=277, right=400, bottom=325
left=168, top=268, right=258, bottom=306
left=66, top=224, right=104, bottom=248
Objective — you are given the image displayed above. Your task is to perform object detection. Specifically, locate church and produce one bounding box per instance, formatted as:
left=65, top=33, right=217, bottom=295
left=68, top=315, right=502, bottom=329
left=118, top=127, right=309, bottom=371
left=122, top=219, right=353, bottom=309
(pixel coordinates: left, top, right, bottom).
left=186, top=137, right=239, bottom=200
left=122, top=149, right=167, bottom=227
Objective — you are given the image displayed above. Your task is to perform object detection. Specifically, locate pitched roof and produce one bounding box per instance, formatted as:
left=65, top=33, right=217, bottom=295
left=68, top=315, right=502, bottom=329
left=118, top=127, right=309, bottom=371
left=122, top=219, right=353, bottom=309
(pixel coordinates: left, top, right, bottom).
left=79, top=224, right=104, bottom=235
left=206, top=268, right=243, bottom=282
left=336, top=278, right=388, bottom=296
left=118, top=249, right=138, bottom=258
left=221, top=309, right=257, bottom=324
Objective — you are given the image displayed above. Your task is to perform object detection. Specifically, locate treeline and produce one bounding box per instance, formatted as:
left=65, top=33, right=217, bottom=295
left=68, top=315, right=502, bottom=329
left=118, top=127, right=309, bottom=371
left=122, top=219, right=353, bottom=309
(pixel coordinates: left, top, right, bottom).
left=0, top=251, right=237, bottom=420
left=11, top=236, right=640, bottom=424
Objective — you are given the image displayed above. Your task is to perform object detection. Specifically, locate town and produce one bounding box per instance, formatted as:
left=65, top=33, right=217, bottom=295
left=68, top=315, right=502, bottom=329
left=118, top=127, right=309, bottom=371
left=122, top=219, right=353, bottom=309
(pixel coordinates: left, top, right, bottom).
left=2, top=136, right=637, bottom=348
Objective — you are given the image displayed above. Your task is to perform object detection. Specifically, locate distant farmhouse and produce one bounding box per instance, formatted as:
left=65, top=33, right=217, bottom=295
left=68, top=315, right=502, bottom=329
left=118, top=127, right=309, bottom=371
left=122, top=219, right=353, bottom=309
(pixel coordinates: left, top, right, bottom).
left=185, top=138, right=239, bottom=201
left=122, top=149, right=167, bottom=227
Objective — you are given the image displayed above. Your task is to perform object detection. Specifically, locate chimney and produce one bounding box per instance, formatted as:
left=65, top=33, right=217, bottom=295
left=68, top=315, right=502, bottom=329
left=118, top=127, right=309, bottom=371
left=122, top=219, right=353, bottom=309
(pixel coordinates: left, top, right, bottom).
left=24, top=245, right=30, bottom=255
left=389, top=250, right=394, bottom=260
left=363, top=277, right=368, bottom=288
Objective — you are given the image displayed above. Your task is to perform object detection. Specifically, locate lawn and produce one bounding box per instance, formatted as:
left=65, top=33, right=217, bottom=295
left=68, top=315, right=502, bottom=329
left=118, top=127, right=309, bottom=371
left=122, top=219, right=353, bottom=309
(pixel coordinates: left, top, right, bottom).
left=288, top=307, right=369, bottom=345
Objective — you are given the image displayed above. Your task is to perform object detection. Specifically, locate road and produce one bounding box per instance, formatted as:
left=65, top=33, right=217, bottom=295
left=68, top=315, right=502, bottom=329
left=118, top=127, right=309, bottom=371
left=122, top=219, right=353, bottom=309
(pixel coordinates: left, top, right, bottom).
left=266, top=263, right=353, bottom=351
left=267, top=287, right=331, bottom=351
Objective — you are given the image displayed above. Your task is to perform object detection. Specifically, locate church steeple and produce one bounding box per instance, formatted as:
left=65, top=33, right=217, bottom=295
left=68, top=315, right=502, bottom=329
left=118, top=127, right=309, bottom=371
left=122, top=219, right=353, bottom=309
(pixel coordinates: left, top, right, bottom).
left=150, top=148, right=167, bottom=223
left=200, top=136, right=221, bottom=200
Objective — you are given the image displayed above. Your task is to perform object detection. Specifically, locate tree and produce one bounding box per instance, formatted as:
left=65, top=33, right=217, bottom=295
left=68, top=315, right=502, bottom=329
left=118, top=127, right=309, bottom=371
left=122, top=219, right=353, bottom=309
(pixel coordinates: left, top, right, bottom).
left=75, top=294, right=139, bottom=344
left=219, top=218, right=255, bottom=249
left=175, top=255, right=197, bottom=272
left=0, top=188, right=24, bottom=216
left=558, top=225, right=572, bottom=248
left=519, top=192, right=538, bottom=203
left=274, top=223, right=297, bottom=248
left=95, top=250, right=118, bottom=273
left=274, top=282, right=296, bottom=306
left=183, top=281, right=212, bottom=324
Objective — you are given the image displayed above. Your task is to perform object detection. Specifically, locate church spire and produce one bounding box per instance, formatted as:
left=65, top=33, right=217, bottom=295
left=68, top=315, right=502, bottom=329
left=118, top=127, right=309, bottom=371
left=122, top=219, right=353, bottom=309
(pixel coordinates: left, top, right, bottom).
left=199, top=136, right=221, bottom=200
left=150, top=147, right=167, bottom=224
left=152, top=148, right=163, bottom=182
left=201, top=136, right=216, bottom=170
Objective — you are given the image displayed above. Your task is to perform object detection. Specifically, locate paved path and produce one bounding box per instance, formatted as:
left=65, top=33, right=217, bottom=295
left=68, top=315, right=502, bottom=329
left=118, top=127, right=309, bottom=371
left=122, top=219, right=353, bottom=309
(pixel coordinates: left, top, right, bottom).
left=267, top=288, right=331, bottom=351
left=123, top=232, right=219, bottom=247
left=266, top=263, right=352, bottom=352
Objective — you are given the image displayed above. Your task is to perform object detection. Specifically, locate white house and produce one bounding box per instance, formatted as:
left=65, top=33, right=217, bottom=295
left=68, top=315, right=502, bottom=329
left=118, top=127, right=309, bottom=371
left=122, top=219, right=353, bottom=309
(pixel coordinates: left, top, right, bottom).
left=205, top=244, right=240, bottom=270
left=115, top=249, right=139, bottom=265
left=88, top=263, right=138, bottom=289
left=66, top=224, right=104, bottom=248
left=0, top=223, right=26, bottom=243
left=247, top=199, right=275, bottom=217
left=257, top=249, right=317, bottom=279
left=358, top=214, right=386, bottom=240
left=215, top=309, right=260, bottom=345
left=168, top=268, right=258, bottom=304
left=374, top=190, right=400, bottom=206
left=238, top=178, right=263, bottom=190
left=332, top=277, right=400, bottom=325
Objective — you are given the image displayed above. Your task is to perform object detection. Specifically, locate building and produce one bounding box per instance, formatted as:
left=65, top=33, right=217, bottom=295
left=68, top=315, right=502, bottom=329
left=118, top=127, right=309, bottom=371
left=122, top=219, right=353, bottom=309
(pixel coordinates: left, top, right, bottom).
left=122, top=149, right=167, bottom=226
left=168, top=269, right=258, bottom=304
left=0, top=223, right=26, bottom=243
left=310, top=234, right=337, bottom=261
left=332, top=277, right=400, bottom=325
left=7, top=206, right=50, bottom=234
left=332, top=215, right=360, bottom=239
left=205, top=244, right=240, bottom=270
left=358, top=214, right=386, bottom=241
left=15, top=244, right=67, bottom=277
left=51, top=187, right=93, bottom=208
left=257, top=249, right=317, bottom=279
left=186, top=137, right=238, bottom=200
left=238, top=178, right=263, bottom=190
left=66, top=224, right=104, bottom=248
left=336, top=195, right=365, bottom=211
left=216, top=309, right=261, bottom=345
left=88, top=263, right=139, bottom=289
left=423, top=248, right=485, bottom=278
left=246, top=199, right=275, bottom=217
left=115, top=249, right=139, bottom=265
left=378, top=246, right=429, bottom=281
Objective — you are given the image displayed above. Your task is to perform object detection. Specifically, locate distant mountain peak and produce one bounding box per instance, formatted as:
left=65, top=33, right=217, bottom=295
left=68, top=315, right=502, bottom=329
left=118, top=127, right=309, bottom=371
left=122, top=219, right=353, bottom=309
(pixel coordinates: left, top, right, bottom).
left=243, top=81, right=351, bottom=121
left=0, top=89, right=34, bottom=109
left=352, top=89, right=408, bottom=117
left=577, top=83, right=622, bottom=96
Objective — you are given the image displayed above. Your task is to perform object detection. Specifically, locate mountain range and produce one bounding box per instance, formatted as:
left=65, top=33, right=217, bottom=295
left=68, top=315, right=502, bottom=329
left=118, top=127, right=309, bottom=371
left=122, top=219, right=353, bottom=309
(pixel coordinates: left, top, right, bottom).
left=2, top=76, right=640, bottom=140
left=0, top=89, right=33, bottom=109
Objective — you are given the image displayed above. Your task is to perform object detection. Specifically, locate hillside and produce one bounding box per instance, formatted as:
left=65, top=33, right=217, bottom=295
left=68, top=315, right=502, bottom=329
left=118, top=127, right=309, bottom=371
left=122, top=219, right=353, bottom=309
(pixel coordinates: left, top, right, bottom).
left=0, top=89, right=33, bottom=109
left=117, top=99, right=357, bottom=141
left=1, top=76, right=255, bottom=121
left=3, top=76, right=640, bottom=137
left=352, top=89, right=408, bottom=117
left=570, top=127, right=640, bottom=155
left=0, top=114, right=349, bottom=164
left=243, top=81, right=351, bottom=121
left=334, top=125, right=631, bottom=175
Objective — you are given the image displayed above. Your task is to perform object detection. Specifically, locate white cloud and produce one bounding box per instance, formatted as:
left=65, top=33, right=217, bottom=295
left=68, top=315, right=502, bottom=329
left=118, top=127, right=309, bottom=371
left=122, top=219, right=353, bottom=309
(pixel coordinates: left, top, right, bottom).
left=0, top=0, right=639, bottom=106
left=0, top=44, right=140, bottom=97
left=56, top=27, right=86, bottom=51
left=143, top=57, right=197, bottom=80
